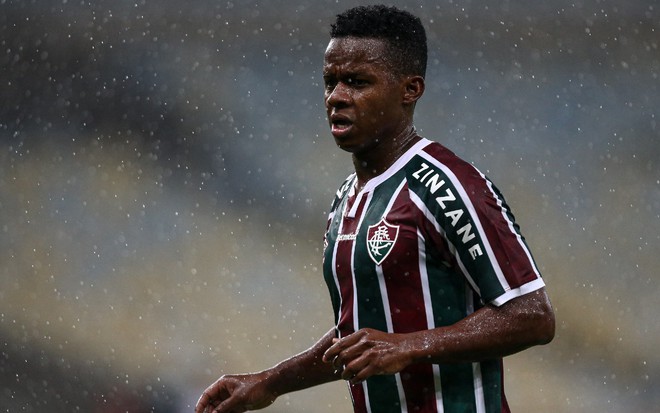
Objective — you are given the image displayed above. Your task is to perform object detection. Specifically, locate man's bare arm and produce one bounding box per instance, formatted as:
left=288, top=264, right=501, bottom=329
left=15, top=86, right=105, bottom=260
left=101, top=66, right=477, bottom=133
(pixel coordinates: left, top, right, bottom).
left=323, top=288, right=555, bottom=384
left=196, top=328, right=341, bottom=413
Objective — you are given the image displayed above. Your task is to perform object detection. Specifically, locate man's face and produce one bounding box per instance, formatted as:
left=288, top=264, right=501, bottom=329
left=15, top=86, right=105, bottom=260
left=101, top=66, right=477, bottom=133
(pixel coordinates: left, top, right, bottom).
left=323, top=37, right=407, bottom=154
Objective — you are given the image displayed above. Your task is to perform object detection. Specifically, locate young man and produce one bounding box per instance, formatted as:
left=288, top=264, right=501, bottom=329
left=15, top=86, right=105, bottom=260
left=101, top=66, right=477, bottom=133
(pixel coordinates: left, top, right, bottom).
left=196, top=5, right=555, bottom=413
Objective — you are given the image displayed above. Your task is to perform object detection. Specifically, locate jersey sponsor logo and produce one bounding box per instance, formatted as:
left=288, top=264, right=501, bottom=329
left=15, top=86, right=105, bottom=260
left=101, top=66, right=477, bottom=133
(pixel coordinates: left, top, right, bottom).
left=366, top=219, right=399, bottom=265
left=412, top=161, right=484, bottom=260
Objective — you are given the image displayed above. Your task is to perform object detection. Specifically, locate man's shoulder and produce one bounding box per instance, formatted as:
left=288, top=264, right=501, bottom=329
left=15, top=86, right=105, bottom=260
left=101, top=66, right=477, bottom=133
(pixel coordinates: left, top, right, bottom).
left=407, top=139, right=476, bottom=177
left=419, top=139, right=466, bottom=161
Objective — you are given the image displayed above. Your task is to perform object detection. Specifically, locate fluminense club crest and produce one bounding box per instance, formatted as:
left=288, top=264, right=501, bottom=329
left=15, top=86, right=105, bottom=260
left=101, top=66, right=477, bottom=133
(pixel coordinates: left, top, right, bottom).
left=366, top=219, right=399, bottom=265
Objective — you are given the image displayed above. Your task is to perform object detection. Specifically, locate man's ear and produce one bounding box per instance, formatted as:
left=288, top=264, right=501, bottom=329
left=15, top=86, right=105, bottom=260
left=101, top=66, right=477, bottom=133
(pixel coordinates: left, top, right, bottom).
left=402, top=75, right=425, bottom=105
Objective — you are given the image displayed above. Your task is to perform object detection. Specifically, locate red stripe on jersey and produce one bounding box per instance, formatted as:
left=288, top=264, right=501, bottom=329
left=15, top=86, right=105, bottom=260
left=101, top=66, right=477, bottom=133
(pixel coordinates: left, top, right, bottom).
left=349, top=382, right=368, bottom=413
left=382, top=184, right=439, bottom=412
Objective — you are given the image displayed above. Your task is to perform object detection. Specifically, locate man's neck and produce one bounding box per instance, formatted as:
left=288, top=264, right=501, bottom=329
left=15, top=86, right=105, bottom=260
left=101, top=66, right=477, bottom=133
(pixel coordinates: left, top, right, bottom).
left=352, top=126, right=419, bottom=191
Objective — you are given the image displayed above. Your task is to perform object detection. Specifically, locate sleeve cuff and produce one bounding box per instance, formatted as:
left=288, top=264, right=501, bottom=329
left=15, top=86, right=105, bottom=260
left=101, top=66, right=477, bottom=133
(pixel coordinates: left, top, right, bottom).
left=490, top=278, right=546, bottom=307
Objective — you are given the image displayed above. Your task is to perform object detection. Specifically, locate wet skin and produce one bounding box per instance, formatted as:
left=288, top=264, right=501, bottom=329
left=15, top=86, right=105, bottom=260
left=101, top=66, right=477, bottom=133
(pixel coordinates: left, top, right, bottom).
left=323, top=37, right=425, bottom=187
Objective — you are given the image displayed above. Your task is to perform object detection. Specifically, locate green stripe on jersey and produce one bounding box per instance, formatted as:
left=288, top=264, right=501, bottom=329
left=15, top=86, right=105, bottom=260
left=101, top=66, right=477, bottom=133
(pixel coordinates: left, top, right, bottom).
left=480, top=359, right=504, bottom=411
left=423, top=245, right=479, bottom=411
left=439, top=363, right=478, bottom=412
left=424, top=256, right=467, bottom=326
left=365, top=376, right=403, bottom=413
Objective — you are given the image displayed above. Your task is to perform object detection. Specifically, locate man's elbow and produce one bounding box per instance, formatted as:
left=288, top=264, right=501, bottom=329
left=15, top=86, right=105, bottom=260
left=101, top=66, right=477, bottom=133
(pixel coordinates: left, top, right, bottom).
left=520, top=288, right=556, bottom=346
left=536, top=307, right=556, bottom=345
left=532, top=296, right=556, bottom=346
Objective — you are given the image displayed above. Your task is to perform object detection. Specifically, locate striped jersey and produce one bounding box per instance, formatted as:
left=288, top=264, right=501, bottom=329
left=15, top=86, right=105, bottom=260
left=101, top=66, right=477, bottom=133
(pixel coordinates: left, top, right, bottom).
left=322, top=137, right=545, bottom=413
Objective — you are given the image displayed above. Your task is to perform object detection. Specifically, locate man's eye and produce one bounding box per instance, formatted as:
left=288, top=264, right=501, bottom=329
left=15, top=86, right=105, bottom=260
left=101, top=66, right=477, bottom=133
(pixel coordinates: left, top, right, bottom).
left=347, top=77, right=364, bottom=85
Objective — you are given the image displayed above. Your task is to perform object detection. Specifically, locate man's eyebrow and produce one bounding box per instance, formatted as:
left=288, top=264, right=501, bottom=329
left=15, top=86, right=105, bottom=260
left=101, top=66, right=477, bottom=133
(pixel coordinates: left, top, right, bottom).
left=337, top=68, right=368, bottom=76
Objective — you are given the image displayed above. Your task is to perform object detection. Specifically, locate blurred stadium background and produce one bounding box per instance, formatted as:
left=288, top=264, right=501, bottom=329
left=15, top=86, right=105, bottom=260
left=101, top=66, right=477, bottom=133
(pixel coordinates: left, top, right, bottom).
left=1, top=0, right=658, bottom=411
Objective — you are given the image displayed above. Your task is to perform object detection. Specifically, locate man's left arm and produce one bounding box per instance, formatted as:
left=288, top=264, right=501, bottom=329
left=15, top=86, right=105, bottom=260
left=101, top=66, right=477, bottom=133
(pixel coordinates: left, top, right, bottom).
left=322, top=287, right=555, bottom=384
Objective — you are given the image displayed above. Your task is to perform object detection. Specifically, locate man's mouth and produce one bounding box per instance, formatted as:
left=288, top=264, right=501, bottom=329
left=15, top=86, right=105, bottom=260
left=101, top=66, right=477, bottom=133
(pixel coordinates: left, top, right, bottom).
left=330, top=115, right=353, bottom=135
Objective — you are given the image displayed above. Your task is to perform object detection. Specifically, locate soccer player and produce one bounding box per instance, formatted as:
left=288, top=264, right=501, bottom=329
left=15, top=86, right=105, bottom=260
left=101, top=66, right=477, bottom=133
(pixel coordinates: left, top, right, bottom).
left=196, top=5, right=555, bottom=413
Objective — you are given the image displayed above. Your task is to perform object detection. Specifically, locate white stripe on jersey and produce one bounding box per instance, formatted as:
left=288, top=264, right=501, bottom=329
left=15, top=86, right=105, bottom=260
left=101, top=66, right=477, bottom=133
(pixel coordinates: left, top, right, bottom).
left=376, top=265, right=409, bottom=413
left=331, top=201, right=346, bottom=337
left=466, top=289, right=486, bottom=413
left=417, top=230, right=444, bottom=413
left=362, top=381, right=373, bottom=413
left=473, top=361, right=486, bottom=413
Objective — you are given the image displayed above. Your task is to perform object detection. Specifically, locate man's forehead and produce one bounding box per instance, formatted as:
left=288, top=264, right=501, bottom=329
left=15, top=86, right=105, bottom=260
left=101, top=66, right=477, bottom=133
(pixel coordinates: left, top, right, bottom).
left=323, top=37, right=387, bottom=68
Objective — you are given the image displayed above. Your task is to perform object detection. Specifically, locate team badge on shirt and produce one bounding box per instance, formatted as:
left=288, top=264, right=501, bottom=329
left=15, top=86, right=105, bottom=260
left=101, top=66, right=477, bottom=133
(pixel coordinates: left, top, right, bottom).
left=366, top=219, right=399, bottom=265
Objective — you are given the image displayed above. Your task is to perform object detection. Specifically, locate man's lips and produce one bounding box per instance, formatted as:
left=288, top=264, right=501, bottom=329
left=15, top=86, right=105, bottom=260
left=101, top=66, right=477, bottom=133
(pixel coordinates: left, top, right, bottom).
left=330, top=114, right=353, bottom=136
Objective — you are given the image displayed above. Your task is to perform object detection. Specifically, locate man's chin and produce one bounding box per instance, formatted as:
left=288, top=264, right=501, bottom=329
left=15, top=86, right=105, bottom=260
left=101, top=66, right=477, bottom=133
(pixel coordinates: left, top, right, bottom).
left=333, top=134, right=354, bottom=151
left=336, top=142, right=376, bottom=159
left=332, top=132, right=378, bottom=155
left=334, top=139, right=360, bottom=153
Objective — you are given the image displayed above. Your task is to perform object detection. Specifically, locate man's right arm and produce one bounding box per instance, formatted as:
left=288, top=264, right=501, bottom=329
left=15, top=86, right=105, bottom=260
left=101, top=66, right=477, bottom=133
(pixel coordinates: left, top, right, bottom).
left=195, top=328, right=340, bottom=413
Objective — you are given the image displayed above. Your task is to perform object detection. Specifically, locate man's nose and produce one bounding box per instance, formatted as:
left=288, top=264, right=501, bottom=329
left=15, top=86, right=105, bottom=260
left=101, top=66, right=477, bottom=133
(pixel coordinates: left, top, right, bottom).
left=326, top=83, right=351, bottom=107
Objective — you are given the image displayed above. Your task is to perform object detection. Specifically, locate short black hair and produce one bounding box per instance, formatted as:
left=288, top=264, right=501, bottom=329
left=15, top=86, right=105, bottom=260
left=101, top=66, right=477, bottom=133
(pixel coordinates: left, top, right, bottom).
left=330, top=5, right=427, bottom=78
